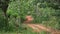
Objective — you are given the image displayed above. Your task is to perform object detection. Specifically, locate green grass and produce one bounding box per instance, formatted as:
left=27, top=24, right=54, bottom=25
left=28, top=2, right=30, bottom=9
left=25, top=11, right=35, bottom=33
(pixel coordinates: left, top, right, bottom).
left=0, top=31, right=50, bottom=34
left=0, top=24, right=51, bottom=34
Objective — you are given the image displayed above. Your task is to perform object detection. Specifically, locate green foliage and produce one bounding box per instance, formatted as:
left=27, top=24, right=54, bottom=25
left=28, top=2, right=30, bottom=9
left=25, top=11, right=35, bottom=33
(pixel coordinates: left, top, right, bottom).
left=7, top=1, right=19, bottom=17
left=0, top=0, right=60, bottom=33
left=40, top=31, right=50, bottom=34
left=0, top=12, right=5, bottom=29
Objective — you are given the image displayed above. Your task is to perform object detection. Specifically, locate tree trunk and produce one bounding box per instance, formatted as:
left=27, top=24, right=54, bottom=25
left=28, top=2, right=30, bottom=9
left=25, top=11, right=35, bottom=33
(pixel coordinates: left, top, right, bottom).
left=0, top=0, right=10, bottom=31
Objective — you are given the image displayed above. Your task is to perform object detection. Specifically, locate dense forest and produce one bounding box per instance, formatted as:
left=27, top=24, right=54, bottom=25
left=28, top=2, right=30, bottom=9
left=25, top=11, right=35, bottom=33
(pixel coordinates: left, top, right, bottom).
left=0, top=0, right=60, bottom=34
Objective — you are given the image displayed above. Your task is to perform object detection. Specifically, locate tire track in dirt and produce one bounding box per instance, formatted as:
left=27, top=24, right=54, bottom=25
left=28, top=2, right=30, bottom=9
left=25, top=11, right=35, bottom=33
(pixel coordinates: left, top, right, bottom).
left=27, top=24, right=60, bottom=34
left=27, top=24, right=41, bottom=32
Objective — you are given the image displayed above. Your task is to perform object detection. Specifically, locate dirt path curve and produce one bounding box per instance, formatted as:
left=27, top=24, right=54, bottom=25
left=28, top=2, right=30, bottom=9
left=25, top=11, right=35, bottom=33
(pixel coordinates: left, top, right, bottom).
left=26, top=24, right=60, bottom=34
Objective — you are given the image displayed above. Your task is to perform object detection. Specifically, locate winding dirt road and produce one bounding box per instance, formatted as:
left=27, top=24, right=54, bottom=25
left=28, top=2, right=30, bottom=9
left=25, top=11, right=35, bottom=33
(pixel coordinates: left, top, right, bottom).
left=26, top=24, right=60, bottom=34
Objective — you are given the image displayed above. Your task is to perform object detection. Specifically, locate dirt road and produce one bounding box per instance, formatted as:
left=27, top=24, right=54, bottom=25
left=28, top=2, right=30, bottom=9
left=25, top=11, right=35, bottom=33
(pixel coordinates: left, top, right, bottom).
left=27, top=24, right=60, bottom=34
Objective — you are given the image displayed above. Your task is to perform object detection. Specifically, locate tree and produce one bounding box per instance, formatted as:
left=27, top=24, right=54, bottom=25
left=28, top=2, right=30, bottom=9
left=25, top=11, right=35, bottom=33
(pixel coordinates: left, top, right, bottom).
left=0, top=0, right=10, bottom=31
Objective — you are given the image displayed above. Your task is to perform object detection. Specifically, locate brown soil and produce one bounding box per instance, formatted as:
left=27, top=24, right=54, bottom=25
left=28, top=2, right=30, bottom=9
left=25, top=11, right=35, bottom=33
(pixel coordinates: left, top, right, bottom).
left=26, top=24, right=60, bottom=34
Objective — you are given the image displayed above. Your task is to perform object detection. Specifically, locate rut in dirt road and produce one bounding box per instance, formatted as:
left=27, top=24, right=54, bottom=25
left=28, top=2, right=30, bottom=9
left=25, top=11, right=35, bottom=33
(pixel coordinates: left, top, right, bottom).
left=27, top=24, right=41, bottom=32
left=27, top=24, right=60, bottom=34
